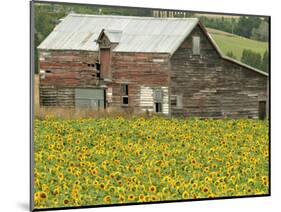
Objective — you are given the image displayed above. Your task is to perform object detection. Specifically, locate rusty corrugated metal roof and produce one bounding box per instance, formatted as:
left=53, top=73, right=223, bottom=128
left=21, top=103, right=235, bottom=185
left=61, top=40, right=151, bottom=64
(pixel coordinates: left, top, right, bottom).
left=38, top=14, right=198, bottom=54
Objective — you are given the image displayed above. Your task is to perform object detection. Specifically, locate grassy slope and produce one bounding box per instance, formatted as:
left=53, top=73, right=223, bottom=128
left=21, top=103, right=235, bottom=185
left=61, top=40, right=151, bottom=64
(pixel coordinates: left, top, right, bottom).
left=207, top=28, right=268, bottom=60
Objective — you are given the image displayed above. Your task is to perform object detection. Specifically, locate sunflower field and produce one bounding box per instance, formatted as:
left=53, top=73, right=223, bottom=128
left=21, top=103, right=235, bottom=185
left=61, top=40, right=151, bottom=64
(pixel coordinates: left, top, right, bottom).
left=34, top=117, right=269, bottom=209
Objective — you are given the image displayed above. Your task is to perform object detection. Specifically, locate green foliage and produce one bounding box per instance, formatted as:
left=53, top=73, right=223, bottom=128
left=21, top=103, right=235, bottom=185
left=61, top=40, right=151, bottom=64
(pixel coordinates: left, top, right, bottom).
left=251, top=21, right=269, bottom=42
left=241, top=49, right=262, bottom=70
left=200, top=16, right=237, bottom=34
left=235, top=16, right=261, bottom=38
left=226, top=51, right=236, bottom=60
left=208, top=28, right=268, bottom=62
left=201, top=15, right=268, bottom=42
left=261, top=51, right=269, bottom=72
left=241, top=49, right=269, bottom=72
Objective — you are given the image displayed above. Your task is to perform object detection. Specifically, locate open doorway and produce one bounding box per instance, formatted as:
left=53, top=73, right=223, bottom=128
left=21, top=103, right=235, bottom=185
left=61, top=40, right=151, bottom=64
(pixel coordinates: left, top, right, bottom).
left=258, top=100, right=266, bottom=120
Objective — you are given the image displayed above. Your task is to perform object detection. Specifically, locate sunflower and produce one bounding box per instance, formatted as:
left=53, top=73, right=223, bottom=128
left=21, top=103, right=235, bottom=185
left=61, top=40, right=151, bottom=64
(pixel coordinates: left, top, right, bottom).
left=34, top=192, right=40, bottom=201
left=103, top=195, right=111, bottom=204
left=138, top=194, right=145, bottom=202
left=91, top=168, right=99, bottom=176
left=93, top=180, right=99, bottom=188
left=63, top=199, right=69, bottom=205
left=128, top=194, right=135, bottom=201
left=150, top=195, right=158, bottom=202
left=58, top=173, right=64, bottom=181
left=53, top=188, right=59, bottom=195
left=39, top=192, right=47, bottom=200
left=202, top=187, right=209, bottom=193
left=155, top=167, right=161, bottom=175
left=192, top=183, right=197, bottom=190
left=191, top=159, right=197, bottom=165
left=118, top=194, right=125, bottom=203
left=76, top=139, right=81, bottom=145
left=108, top=186, right=116, bottom=193
left=100, top=183, right=105, bottom=190
left=204, top=167, right=209, bottom=173
left=182, top=191, right=189, bottom=199
left=109, top=172, right=115, bottom=179
left=149, top=185, right=157, bottom=193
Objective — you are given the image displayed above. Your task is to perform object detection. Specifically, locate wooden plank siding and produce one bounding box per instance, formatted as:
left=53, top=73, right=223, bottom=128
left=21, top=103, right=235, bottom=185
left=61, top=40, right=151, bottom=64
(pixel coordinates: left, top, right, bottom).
left=39, top=50, right=99, bottom=107
left=110, top=52, right=170, bottom=113
left=170, top=25, right=267, bottom=118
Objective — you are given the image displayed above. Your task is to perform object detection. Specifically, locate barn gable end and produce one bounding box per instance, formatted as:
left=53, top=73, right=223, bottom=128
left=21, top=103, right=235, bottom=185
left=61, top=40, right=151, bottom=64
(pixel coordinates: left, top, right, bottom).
left=170, top=23, right=268, bottom=118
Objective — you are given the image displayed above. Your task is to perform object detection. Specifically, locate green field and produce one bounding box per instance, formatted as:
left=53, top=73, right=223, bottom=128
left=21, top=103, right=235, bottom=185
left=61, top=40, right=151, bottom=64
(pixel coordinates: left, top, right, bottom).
left=207, top=28, right=268, bottom=60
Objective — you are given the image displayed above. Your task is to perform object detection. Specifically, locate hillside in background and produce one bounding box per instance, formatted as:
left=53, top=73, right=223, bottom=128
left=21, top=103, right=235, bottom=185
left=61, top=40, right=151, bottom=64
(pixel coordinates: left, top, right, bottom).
left=207, top=27, right=268, bottom=60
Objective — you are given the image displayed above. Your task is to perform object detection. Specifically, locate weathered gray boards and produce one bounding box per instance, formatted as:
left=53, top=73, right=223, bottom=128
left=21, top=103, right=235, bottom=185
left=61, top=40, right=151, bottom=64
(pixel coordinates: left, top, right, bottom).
left=38, top=14, right=268, bottom=119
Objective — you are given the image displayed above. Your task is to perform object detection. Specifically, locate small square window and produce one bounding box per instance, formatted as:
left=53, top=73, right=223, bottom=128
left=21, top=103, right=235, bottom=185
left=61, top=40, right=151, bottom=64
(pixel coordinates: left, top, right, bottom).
left=170, top=95, right=183, bottom=109
left=122, top=96, right=128, bottom=105
left=171, top=96, right=177, bottom=106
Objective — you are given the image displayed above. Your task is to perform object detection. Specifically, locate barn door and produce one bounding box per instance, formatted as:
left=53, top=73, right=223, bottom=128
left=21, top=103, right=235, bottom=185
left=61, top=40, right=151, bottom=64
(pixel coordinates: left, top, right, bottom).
left=258, top=101, right=266, bottom=120
left=75, top=88, right=105, bottom=109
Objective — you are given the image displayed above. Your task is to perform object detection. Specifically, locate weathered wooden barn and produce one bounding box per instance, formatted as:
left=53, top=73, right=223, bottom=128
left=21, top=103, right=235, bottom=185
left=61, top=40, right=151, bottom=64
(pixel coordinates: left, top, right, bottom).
left=38, top=14, right=268, bottom=119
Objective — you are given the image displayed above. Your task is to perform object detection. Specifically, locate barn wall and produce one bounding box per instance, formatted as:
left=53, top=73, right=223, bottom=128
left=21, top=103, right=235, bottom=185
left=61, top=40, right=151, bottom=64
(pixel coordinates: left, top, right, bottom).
left=39, top=50, right=170, bottom=112
left=111, top=52, right=170, bottom=113
left=170, top=25, right=268, bottom=118
left=139, top=86, right=169, bottom=114
left=39, top=50, right=99, bottom=107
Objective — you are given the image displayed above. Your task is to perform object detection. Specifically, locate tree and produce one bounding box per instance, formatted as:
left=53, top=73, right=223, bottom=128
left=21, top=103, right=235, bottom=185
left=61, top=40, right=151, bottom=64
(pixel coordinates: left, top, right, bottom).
left=226, top=51, right=237, bottom=60
left=241, top=49, right=262, bottom=70
left=235, top=16, right=261, bottom=38
left=251, top=21, right=269, bottom=42
left=261, top=51, right=269, bottom=72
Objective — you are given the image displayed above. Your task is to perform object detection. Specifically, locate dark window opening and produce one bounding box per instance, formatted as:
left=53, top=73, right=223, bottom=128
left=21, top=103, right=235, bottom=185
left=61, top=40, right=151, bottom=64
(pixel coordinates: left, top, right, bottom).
left=45, top=70, right=52, bottom=73
left=96, top=72, right=100, bottom=78
left=121, top=84, right=129, bottom=105
left=155, top=102, right=162, bottom=113
left=122, top=96, right=128, bottom=105
left=96, top=62, right=101, bottom=71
